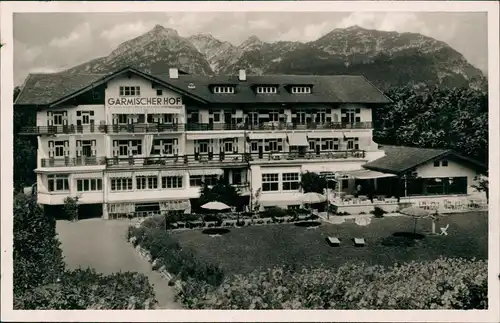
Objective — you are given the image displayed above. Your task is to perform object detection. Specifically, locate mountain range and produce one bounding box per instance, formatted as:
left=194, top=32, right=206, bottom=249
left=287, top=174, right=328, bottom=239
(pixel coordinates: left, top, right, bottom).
left=63, top=24, right=487, bottom=90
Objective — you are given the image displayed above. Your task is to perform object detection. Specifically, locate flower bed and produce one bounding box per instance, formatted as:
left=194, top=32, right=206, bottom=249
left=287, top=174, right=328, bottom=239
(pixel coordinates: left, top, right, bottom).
left=178, top=257, right=487, bottom=309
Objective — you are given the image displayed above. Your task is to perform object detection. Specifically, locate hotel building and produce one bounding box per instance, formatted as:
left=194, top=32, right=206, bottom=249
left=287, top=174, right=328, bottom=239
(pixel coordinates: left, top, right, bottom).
left=16, top=67, right=487, bottom=218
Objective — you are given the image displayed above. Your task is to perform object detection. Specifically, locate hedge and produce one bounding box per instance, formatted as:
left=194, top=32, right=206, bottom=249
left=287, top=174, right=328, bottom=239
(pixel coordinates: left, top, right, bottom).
left=128, top=217, right=224, bottom=286
left=178, top=257, right=487, bottom=309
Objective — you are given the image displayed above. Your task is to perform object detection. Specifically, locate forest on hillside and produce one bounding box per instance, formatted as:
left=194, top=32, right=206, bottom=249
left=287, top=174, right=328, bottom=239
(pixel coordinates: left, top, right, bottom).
left=12, top=86, right=488, bottom=192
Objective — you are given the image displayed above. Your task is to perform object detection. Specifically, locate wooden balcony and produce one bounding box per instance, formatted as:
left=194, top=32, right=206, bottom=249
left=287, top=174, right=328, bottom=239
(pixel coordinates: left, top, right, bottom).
left=40, top=157, right=107, bottom=167
left=107, top=123, right=184, bottom=133
left=185, top=122, right=372, bottom=131
left=19, top=125, right=107, bottom=135
left=246, top=150, right=366, bottom=162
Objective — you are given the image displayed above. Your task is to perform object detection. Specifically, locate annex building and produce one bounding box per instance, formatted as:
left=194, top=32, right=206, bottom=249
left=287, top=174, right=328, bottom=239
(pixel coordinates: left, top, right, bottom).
left=16, top=67, right=488, bottom=218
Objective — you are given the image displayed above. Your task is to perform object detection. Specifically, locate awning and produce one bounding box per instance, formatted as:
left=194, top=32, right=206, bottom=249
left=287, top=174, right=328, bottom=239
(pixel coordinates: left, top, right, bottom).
left=187, top=133, right=239, bottom=140
left=160, top=170, right=185, bottom=177
left=108, top=172, right=133, bottom=178
left=188, top=168, right=224, bottom=176
left=135, top=171, right=160, bottom=177
left=287, top=133, right=309, bottom=146
left=339, top=169, right=396, bottom=179
left=73, top=172, right=103, bottom=179
left=248, top=132, right=286, bottom=140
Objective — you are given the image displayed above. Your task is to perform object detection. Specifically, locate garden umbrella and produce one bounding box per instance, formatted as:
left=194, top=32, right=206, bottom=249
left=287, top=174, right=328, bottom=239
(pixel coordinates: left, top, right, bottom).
left=201, top=201, right=231, bottom=211
left=400, top=206, right=430, bottom=234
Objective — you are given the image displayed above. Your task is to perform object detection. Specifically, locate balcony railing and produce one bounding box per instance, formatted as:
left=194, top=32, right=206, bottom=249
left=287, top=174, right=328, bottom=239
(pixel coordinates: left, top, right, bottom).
left=41, top=157, right=107, bottom=167
left=20, top=125, right=107, bottom=135
left=105, top=150, right=366, bottom=168
left=186, top=122, right=372, bottom=131
left=107, top=123, right=184, bottom=133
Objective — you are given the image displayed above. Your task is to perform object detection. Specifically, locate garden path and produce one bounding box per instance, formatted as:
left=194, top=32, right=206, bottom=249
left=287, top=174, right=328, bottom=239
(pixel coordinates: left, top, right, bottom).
left=56, top=218, right=181, bottom=309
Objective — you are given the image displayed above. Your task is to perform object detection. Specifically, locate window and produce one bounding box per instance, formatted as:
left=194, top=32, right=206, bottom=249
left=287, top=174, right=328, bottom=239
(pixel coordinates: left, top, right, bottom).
left=265, top=139, right=282, bottom=152
left=119, top=86, right=140, bottom=96
left=54, top=141, right=65, bottom=157
left=232, top=170, right=242, bottom=185
left=53, top=112, right=64, bottom=126
left=322, top=139, right=333, bottom=150
left=152, top=139, right=176, bottom=155
left=333, top=138, right=339, bottom=150
left=204, top=175, right=219, bottom=186
left=256, top=86, right=277, bottom=94
left=442, top=160, right=449, bottom=167
left=291, top=86, right=311, bottom=94
left=224, top=140, right=233, bottom=153
left=197, top=140, right=209, bottom=153
left=213, top=113, right=220, bottom=122
left=269, top=111, right=279, bottom=122
left=282, top=173, right=300, bottom=191
left=114, top=140, right=142, bottom=157
left=76, top=111, right=94, bottom=125
left=424, top=177, right=467, bottom=195
left=47, top=174, right=69, bottom=192
left=190, top=175, right=203, bottom=187
left=162, top=176, right=183, bottom=188
left=251, top=142, right=258, bottom=152
left=346, top=137, right=359, bottom=150
left=262, top=173, right=279, bottom=192
left=433, top=160, right=440, bottom=167
left=111, top=178, right=133, bottom=191
left=136, top=176, right=158, bottom=190
left=213, top=86, right=235, bottom=94
left=156, top=89, right=163, bottom=96
left=341, top=108, right=361, bottom=124
left=117, top=114, right=128, bottom=124
left=76, top=178, right=103, bottom=192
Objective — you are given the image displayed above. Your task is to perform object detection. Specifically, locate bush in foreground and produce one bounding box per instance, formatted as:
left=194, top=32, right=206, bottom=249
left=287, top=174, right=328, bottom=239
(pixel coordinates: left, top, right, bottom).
left=128, top=217, right=224, bottom=286
left=179, top=257, right=487, bottom=309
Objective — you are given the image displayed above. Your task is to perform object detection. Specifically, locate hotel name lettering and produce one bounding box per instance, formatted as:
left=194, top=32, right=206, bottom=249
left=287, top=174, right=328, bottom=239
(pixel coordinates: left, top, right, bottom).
left=107, top=97, right=182, bottom=106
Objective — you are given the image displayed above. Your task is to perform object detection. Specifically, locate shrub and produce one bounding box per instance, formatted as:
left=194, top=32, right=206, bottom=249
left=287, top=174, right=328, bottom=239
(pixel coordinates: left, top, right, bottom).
left=203, top=213, right=221, bottom=222
left=371, top=206, right=387, bottom=218
left=63, top=196, right=79, bottom=221
left=259, top=206, right=287, bottom=219
left=15, top=269, right=157, bottom=309
left=179, top=258, right=487, bottom=309
left=129, top=225, right=224, bottom=286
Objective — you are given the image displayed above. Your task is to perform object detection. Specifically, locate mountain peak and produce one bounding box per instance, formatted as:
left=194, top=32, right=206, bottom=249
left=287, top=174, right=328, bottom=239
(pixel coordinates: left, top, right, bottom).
left=147, top=24, right=179, bottom=38
left=239, top=35, right=263, bottom=50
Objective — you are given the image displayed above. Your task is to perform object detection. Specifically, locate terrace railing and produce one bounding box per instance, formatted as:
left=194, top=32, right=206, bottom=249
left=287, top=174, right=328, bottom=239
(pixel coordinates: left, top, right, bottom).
left=41, top=157, right=107, bottom=167
left=185, top=122, right=372, bottom=131
left=107, top=123, right=184, bottom=133
left=20, top=125, right=107, bottom=135
left=247, top=150, right=366, bottom=161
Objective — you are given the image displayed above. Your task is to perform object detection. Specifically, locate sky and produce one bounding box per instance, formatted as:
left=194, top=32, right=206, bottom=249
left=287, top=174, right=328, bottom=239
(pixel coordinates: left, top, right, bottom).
left=13, top=11, right=488, bottom=85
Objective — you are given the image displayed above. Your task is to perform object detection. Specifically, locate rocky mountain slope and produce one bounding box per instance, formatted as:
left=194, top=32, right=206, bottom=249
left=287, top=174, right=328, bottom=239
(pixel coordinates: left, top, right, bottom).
left=62, top=24, right=486, bottom=90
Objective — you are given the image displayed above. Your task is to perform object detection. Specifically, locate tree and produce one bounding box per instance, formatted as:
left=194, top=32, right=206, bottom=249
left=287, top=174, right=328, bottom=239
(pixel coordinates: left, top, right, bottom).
left=300, top=171, right=327, bottom=194
left=472, top=175, right=489, bottom=203
left=13, top=193, right=65, bottom=296
left=197, top=176, right=242, bottom=211
left=63, top=196, right=80, bottom=221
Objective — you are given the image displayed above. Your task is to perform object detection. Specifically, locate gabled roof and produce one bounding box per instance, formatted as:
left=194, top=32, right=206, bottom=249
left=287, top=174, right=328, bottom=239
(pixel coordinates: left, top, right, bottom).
left=15, top=66, right=391, bottom=107
left=363, top=145, right=487, bottom=175
left=15, top=66, right=209, bottom=107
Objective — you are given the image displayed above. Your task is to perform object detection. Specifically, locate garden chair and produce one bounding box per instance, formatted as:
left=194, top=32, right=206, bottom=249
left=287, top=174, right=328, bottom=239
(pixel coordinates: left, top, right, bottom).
left=326, top=236, right=340, bottom=246
left=353, top=238, right=365, bottom=247
left=440, top=224, right=450, bottom=236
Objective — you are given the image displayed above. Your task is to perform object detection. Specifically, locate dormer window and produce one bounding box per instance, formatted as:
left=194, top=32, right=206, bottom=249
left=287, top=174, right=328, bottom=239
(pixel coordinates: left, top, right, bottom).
left=291, top=86, right=311, bottom=94
left=213, top=86, right=234, bottom=94
left=256, top=86, right=277, bottom=94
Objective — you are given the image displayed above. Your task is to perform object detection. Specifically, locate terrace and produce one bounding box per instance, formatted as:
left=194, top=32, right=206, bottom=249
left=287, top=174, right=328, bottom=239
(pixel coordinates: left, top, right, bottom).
left=41, top=156, right=107, bottom=167
left=185, top=121, right=373, bottom=131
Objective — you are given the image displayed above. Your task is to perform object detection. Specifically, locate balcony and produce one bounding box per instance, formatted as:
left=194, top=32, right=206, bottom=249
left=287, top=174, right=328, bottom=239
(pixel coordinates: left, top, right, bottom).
left=247, top=150, right=366, bottom=162
left=40, top=157, right=107, bottom=167
left=106, top=153, right=249, bottom=169
left=19, top=125, right=107, bottom=135
left=185, top=122, right=372, bottom=131
left=107, top=123, right=184, bottom=133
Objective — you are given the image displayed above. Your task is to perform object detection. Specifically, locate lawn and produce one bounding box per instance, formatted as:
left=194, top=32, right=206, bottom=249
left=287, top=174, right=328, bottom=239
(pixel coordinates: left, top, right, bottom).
left=170, top=211, right=488, bottom=275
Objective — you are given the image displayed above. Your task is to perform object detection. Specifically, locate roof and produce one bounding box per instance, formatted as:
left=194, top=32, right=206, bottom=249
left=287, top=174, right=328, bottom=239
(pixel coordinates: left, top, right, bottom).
left=362, top=145, right=487, bottom=175
left=15, top=66, right=391, bottom=107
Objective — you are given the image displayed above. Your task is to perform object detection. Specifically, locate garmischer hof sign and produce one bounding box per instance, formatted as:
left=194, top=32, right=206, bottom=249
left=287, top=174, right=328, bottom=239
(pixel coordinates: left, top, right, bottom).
left=107, top=97, right=182, bottom=106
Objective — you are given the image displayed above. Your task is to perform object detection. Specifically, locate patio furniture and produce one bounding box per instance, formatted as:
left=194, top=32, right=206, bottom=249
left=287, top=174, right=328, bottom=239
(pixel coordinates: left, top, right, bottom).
left=358, top=195, right=368, bottom=201
left=440, top=224, right=450, bottom=236
left=353, top=238, right=365, bottom=247
left=327, top=237, right=341, bottom=246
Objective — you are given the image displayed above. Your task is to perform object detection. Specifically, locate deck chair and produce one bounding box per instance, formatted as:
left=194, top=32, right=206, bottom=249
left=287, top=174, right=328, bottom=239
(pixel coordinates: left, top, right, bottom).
left=326, top=236, right=340, bottom=247
left=440, top=224, right=449, bottom=236
left=353, top=238, right=365, bottom=247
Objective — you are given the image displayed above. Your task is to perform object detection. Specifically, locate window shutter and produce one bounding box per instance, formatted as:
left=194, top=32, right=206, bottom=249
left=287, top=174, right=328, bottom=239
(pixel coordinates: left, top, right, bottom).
left=127, top=116, right=133, bottom=125
left=47, top=111, right=53, bottom=126
left=76, top=140, right=82, bottom=157
left=48, top=141, right=54, bottom=158
left=112, top=114, right=118, bottom=125
left=91, top=140, right=97, bottom=156
left=133, top=115, right=139, bottom=124
left=63, top=111, right=68, bottom=126
left=64, top=140, right=70, bottom=157
left=233, top=138, right=238, bottom=153
left=209, top=139, right=213, bottom=153
left=112, top=140, right=118, bottom=157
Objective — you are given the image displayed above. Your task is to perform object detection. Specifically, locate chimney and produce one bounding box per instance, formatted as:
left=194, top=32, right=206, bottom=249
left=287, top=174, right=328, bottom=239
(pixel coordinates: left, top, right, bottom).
left=239, top=69, right=246, bottom=81
left=169, top=68, right=179, bottom=79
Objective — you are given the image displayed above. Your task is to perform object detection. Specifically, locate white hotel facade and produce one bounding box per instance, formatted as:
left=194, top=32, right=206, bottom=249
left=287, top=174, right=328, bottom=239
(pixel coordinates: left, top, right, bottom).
left=20, top=66, right=459, bottom=219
